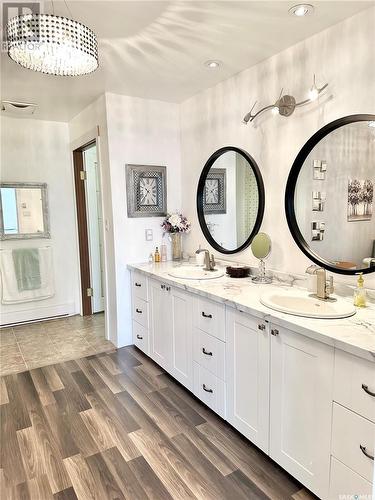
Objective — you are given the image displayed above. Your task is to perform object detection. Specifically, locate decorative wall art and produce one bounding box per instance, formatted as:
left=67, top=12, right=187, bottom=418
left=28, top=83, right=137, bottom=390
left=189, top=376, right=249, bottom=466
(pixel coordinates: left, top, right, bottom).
left=126, top=164, right=167, bottom=218
left=313, top=159, right=327, bottom=180
left=347, top=178, right=373, bottom=222
left=203, top=168, right=226, bottom=214
left=312, top=191, right=326, bottom=212
left=311, top=221, right=325, bottom=241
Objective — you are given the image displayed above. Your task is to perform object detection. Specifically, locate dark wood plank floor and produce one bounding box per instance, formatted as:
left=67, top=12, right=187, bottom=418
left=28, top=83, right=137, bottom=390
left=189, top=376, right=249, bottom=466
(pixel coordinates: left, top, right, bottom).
left=0, top=346, right=318, bottom=500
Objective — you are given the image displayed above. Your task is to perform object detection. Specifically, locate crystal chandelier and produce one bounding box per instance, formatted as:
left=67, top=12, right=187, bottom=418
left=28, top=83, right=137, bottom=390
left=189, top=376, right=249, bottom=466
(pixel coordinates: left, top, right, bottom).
left=7, top=13, right=98, bottom=76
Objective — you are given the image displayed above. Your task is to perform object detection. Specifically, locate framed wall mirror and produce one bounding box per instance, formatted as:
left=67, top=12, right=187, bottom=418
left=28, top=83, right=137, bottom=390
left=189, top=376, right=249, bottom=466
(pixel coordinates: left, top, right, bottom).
left=285, top=114, right=375, bottom=275
left=197, top=146, right=265, bottom=254
left=0, top=182, right=50, bottom=240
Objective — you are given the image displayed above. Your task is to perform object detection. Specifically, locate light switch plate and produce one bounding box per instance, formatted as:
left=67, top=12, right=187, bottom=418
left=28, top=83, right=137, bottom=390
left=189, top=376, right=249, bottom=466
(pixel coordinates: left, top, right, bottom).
left=145, top=229, right=153, bottom=241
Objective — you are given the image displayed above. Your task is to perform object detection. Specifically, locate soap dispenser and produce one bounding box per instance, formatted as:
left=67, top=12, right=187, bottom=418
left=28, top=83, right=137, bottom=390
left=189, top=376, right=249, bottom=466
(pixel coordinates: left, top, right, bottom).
left=354, top=273, right=367, bottom=307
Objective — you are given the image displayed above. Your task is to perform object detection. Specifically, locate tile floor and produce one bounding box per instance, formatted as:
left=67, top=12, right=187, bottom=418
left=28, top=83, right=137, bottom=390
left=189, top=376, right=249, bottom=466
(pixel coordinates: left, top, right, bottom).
left=0, top=313, right=115, bottom=376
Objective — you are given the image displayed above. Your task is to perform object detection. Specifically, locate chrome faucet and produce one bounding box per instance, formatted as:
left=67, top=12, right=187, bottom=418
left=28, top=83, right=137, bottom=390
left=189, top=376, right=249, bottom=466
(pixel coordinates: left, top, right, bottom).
left=197, top=248, right=216, bottom=271
left=306, top=265, right=334, bottom=300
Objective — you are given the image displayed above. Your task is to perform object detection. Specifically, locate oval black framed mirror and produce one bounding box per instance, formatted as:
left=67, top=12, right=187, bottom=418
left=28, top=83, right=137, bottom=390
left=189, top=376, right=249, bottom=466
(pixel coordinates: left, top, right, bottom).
left=197, top=146, right=265, bottom=254
left=285, top=114, right=375, bottom=275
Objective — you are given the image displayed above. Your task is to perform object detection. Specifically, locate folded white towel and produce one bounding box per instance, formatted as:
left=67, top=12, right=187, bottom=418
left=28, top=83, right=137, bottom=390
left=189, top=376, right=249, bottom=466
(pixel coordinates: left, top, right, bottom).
left=0, top=247, right=55, bottom=304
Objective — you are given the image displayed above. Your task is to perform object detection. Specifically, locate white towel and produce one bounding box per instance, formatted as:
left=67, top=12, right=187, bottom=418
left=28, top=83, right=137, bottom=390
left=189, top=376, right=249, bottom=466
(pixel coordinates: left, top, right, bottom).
left=0, top=247, right=55, bottom=304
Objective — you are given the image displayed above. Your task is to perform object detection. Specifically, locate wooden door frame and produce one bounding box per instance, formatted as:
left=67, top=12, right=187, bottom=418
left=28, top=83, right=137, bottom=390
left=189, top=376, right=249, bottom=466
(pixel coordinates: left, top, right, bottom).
left=72, top=141, right=96, bottom=316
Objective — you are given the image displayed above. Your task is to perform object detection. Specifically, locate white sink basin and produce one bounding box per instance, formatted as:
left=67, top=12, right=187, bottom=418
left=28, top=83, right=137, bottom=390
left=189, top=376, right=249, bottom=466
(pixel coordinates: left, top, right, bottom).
left=260, top=289, right=356, bottom=319
left=168, top=266, right=225, bottom=280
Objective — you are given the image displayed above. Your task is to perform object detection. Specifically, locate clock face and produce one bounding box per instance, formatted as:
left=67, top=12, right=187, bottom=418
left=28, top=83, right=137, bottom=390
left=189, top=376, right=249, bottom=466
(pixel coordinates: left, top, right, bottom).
left=139, top=177, right=157, bottom=206
left=205, top=179, right=219, bottom=204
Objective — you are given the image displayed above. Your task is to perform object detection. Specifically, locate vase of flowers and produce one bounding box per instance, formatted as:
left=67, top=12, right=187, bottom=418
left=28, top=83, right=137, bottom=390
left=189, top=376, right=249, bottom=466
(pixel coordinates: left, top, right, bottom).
left=161, top=212, right=191, bottom=261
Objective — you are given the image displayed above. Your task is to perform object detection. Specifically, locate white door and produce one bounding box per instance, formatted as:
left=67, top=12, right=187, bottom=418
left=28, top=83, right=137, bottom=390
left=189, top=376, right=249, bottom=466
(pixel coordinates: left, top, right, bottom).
left=269, top=325, right=334, bottom=499
left=226, top=308, right=270, bottom=453
left=170, top=287, right=193, bottom=390
left=83, top=143, right=105, bottom=313
left=149, top=279, right=171, bottom=370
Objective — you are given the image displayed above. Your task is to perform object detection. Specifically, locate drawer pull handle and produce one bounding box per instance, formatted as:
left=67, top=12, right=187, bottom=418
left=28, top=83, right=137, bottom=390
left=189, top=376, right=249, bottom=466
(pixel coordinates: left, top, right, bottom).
left=135, top=283, right=142, bottom=287
left=202, top=312, right=212, bottom=319
left=202, top=347, right=213, bottom=356
left=136, top=334, right=143, bottom=340
left=161, top=284, right=165, bottom=290
left=360, top=445, right=374, bottom=461
left=202, top=384, right=213, bottom=393
left=271, top=329, right=279, bottom=336
left=258, top=324, right=266, bottom=331
left=166, top=286, right=171, bottom=292
left=135, top=308, right=142, bottom=314
left=362, top=384, right=375, bottom=397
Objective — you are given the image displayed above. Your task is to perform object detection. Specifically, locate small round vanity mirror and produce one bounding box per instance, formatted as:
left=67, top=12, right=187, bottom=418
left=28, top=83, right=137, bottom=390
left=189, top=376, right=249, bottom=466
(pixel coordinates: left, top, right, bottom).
left=251, top=232, right=272, bottom=283
left=286, top=114, right=375, bottom=275
left=251, top=232, right=272, bottom=260
left=197, top=146, right=265, bottom=254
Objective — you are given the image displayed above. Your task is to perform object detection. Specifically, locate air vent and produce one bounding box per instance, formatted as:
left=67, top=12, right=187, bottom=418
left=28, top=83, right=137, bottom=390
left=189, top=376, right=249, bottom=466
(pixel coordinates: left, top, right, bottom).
left=1, top=100, right=37, bottom=116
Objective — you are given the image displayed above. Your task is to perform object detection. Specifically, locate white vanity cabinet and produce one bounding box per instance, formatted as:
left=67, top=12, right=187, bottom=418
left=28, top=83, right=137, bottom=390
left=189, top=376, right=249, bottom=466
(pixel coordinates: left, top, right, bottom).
left=269, top=324, right=334, bottom=499
left=130, top=268, right=374, bottom=500
left=226, top=308, right=270, bottom=453
left=148, top=278, right=193, bottom=390
left=131, top=271, right=150, bottom=354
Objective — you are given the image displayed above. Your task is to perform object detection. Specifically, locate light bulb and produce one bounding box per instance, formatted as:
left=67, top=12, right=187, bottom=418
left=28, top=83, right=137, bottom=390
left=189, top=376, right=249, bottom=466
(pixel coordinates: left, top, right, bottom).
left=271, top=106, right=279, bottom=116
left=309, top=86, right=319, bottom=101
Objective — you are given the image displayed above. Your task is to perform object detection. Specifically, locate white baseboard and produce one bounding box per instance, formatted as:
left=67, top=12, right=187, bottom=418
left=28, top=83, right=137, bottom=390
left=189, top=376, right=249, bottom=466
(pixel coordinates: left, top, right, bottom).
left=0, top=302, right=77, bottom=326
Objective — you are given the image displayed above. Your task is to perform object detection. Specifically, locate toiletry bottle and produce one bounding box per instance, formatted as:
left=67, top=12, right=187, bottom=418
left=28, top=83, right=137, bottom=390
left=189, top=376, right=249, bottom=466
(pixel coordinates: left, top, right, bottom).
left=354, top=273, right=367, bottom=307
left=154, top=247, right=161, bottom=263
left=148, top=253, right=154, bottom=263
left=161, top=244, right=167, bottom=262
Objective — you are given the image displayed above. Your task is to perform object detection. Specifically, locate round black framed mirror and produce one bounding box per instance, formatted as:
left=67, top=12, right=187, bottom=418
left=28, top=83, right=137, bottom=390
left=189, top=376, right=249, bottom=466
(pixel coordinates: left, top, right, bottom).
left=197, top=146, right=265, bottom=254
left=285, top=114, right=375, bottom=275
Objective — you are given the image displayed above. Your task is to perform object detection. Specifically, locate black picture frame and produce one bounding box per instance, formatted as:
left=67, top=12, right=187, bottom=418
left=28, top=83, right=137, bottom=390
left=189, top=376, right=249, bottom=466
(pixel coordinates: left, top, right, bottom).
left=197, top=146, right=265, bottom=254
left=285, top=114, right=375, bottom=275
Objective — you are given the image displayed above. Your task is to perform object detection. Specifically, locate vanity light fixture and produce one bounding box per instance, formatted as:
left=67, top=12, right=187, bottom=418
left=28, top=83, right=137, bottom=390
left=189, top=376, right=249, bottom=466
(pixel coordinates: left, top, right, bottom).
left=204, top=60, right=221, bottom=69
left=6, top=3, right=98, bottom=76
left=289, top=4, right=314, bottom=17
left=243, top=74, right=328, bottom=124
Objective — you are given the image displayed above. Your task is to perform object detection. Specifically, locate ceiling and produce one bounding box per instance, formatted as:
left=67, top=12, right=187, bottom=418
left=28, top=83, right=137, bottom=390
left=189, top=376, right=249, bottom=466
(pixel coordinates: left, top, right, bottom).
left=1, top=1, right=373, bottom=122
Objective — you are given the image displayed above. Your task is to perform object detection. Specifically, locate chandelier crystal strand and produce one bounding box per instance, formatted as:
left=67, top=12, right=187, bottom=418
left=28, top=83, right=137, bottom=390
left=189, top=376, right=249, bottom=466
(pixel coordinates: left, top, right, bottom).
left=7, top=14, right=98, bottom=76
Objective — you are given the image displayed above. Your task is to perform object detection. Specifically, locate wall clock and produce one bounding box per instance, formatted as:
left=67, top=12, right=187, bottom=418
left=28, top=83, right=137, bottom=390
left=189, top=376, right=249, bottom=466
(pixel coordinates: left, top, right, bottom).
left=126, top=164, right=167, bottom=217
left=203, top=168, right=226, bottom=214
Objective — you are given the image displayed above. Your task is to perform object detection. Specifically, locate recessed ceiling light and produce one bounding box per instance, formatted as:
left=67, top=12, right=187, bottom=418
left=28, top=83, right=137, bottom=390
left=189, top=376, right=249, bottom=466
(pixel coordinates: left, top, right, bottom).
left=204, top=60, right=221, bottom=69
left=368, top=121, right=375, bottom=128
left=289, top=4, right=314, bottom=17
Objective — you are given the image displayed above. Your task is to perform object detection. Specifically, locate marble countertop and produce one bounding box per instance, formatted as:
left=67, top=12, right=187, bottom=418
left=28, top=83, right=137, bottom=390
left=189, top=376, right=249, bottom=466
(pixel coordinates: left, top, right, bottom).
left=127, top=261, right=375, bottom=362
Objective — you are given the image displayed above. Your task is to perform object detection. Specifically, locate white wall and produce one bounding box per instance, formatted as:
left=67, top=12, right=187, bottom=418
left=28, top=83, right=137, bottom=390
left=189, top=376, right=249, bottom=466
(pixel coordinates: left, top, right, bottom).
left=0, top=116, right=80, bottom=324
left=69, top=95, right=118, bottom=345
left=180, top=7, right=375, bottom=289
left=105, top=93, right=181, bottom=347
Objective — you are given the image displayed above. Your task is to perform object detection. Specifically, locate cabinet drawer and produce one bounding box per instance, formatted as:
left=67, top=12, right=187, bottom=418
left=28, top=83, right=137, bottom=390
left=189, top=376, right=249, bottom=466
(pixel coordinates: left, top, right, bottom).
left=193, top=296, right=225, bottom=341
left=132, top=297, right=149, bottom=329
left=133, top=321, right=148, bottom=355
left=131, top=271, right=148, bottom=301
left=332, top=403, right=374, bottom=482
left=334, top=349, right=375, bottom=422
left=329, top=456, right=372, bottom=500
left=193, top=328, right=225, bottom=380
left=193, top=362, right=226, bottom=418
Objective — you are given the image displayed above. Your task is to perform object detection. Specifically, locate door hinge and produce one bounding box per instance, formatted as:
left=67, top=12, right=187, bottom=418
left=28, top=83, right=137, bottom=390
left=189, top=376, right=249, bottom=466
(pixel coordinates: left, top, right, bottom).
left=80, top=170, right=87, bottom=181
left=86, top=287, right=93, bottom=297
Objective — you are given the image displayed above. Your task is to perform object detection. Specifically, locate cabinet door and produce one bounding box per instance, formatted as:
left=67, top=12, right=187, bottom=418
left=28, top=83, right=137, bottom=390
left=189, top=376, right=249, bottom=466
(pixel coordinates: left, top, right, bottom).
left=270, top=325, right=334, bottom=499
left=170, top=288, right=193, bottom=390
left=226, top=308, right=270, bottom=453
left=149, top=279, right=171, bottom=370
